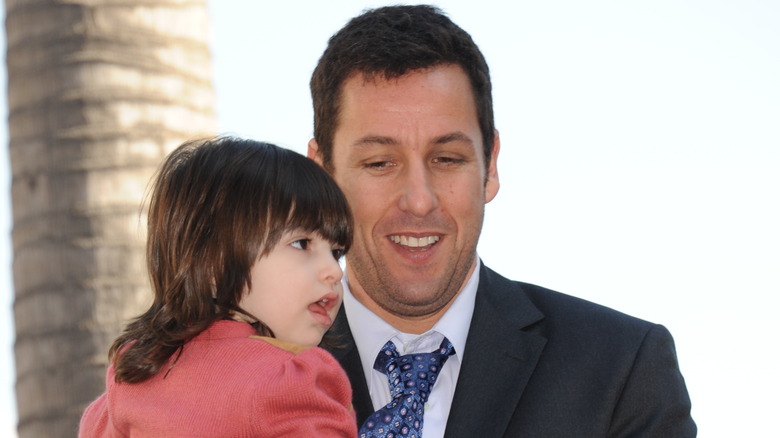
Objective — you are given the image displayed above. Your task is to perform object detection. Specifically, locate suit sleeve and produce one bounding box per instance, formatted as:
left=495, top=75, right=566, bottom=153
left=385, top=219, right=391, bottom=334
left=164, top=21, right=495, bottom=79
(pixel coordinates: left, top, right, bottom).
left=608, top=324, right=697, bottom=437
left=255, top=347, right=357, bottom=437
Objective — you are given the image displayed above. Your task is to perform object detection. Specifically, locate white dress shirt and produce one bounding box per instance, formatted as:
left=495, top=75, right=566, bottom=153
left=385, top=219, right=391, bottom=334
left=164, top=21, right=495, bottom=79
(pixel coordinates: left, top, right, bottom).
left=342, top=259, right=480, bottom=438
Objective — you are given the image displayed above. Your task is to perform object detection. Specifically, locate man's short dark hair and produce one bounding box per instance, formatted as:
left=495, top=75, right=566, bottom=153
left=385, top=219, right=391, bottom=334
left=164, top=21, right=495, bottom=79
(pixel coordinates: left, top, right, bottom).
left=310, top=4, right=495, bottom=172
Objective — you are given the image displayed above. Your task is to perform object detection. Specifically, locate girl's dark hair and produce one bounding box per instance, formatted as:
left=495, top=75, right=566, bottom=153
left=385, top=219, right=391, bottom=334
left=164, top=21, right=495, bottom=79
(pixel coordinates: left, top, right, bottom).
left=109, top=136, right=352, bottom=383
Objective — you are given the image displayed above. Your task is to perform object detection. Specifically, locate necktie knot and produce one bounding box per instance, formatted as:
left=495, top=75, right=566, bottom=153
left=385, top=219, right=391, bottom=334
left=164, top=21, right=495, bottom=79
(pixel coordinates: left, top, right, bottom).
left=361, top=337, right=454, bottom=437
left=376, top=340, right=454, bottom=403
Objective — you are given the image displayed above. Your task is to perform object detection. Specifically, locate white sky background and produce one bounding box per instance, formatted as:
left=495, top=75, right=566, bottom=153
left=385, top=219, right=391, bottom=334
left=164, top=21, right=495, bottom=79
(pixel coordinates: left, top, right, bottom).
left=1, top=0, right=779, bottom=436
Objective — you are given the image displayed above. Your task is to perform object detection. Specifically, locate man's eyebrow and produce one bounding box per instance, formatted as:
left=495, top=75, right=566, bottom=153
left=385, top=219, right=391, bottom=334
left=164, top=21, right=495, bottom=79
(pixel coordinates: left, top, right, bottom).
left=353, top=135, right=399, bottom=147
left=433, top=132, right=474, bottom=145
left=353, top=132, right=474, bottom=147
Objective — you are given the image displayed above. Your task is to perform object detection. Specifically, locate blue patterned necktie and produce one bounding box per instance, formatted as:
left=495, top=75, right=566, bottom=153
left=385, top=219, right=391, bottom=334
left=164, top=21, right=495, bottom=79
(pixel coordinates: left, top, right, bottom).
left=359, top=337, right=455, bottom=438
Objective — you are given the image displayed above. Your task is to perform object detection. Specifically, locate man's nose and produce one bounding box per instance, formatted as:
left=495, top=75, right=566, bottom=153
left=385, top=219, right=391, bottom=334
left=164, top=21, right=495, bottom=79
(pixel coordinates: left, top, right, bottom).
left=397, top=161, right=438, bottom=217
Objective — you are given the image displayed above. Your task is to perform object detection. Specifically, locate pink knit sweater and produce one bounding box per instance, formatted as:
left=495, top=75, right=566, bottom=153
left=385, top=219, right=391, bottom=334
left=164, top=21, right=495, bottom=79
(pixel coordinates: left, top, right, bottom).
left=79, top=320, right=356, bottom=437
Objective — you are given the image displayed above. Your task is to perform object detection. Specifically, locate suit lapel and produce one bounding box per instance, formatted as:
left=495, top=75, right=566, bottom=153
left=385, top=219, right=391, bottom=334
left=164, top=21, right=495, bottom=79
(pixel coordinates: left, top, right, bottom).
left=444, top=265, right=547, bottom=438
left=325, top=264, right=548, bottom=435
left=322, top=307, right=374, bottom=425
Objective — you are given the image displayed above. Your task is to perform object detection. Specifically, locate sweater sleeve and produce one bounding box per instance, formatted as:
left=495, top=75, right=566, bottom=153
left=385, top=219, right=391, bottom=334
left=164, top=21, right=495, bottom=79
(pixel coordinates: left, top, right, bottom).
left=78, top=392, right=112, bottom=438
left=254, top=346, right=357, bottom=437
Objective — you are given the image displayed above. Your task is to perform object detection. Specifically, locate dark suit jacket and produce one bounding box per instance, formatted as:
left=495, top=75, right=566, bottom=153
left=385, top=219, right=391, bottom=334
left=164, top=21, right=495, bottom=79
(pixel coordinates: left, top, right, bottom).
left=324, top=263, right=696, bottom=437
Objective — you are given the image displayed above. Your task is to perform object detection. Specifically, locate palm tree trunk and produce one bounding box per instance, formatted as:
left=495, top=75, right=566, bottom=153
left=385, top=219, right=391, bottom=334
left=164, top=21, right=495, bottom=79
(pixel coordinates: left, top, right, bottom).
left=4, top=1, right=216, bottom=436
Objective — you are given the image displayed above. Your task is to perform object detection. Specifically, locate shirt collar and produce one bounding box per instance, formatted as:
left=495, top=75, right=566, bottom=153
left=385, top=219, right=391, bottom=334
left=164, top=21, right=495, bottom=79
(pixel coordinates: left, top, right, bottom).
left=343, top=258, right=480, bottom=379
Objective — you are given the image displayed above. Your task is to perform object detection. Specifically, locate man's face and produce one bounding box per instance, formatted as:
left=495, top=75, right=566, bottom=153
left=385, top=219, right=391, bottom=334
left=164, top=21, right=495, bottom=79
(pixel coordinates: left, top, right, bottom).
left=309, top=64, right=499, bottom=329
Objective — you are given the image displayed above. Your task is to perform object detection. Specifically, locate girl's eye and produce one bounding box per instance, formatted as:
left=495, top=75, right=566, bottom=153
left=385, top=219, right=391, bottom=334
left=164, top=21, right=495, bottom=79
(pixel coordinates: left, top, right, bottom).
left=291, top=239, right=310, bottom=250
left=331, top=248, right=346, bottom=260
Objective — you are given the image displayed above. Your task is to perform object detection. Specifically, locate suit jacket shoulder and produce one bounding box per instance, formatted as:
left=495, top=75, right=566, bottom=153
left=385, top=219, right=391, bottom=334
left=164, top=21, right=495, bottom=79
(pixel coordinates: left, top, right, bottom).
left=323, top=265, right=696, bottom=437
left=445, top=264, right=696, bottom=437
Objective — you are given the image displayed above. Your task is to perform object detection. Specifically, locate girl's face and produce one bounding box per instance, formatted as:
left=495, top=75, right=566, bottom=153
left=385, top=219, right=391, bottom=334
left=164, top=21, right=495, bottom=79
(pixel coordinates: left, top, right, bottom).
left=240, top=229, right=345, bottom=346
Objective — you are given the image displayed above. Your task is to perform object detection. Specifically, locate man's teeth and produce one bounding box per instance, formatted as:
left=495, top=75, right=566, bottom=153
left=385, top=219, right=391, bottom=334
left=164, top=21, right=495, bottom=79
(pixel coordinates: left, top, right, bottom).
left=389, top=235, right=440, bottom=247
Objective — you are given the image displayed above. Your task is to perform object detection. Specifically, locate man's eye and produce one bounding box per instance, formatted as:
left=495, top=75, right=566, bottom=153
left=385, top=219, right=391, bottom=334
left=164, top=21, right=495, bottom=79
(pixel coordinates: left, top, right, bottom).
left=331, top=248, right=346, bottom=260
left=291, top=239, right=310, bottom=250
left=433, top=156, right=465, bottom=165
left=364, top=160, right=393, bottom=169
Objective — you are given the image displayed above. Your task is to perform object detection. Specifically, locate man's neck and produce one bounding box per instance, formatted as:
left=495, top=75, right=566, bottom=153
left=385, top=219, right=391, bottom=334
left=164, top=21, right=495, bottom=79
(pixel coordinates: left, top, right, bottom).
left=347, top=278, right=465, bottom=335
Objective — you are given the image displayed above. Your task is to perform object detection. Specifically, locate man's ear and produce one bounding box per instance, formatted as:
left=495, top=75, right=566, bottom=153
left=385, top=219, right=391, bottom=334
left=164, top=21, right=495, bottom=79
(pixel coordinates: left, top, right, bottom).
left=485, top=130, right=500, bottom=203
left=307, top=138, right=323, bottom=165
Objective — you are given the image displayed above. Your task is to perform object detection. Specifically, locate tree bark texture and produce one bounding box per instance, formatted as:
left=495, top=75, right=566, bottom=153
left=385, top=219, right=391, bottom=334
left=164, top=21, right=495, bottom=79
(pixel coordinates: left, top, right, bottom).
left=4, top=1, right=216, bottom=436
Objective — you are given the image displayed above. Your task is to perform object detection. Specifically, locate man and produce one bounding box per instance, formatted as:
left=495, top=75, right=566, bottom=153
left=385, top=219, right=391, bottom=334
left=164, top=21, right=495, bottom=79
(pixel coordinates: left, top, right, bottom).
left=309, top=5, right=696, bottom=437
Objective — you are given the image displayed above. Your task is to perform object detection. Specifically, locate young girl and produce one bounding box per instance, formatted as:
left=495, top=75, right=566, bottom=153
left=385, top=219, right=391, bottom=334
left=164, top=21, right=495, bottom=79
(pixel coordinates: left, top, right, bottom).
left=79, top=136, right=357, bottom=437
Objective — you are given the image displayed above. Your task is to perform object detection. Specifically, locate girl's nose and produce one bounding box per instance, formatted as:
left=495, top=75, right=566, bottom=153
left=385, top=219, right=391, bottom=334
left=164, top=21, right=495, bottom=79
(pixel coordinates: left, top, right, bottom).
left=320, top=249, right=344, bottom=285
